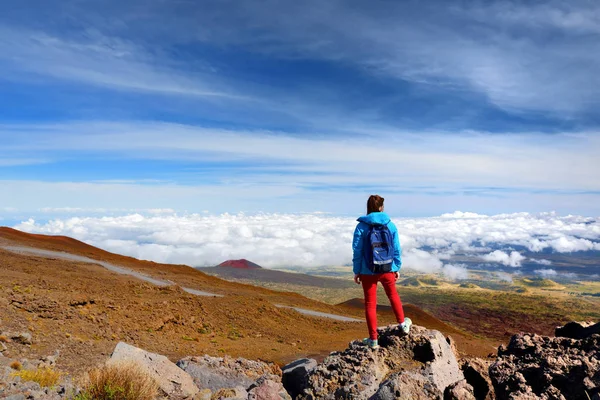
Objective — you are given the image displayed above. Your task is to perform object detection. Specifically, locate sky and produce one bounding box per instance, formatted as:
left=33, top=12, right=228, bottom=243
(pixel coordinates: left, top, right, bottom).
left=2, top=1, right=600, bottom=273
left=1, top=0, right=600, bottom=219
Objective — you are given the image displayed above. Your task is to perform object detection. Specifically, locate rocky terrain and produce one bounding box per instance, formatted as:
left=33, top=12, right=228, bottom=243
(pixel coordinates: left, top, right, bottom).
left=1, top=319, right=599, bottom=399
left=1, top=227, right=599, bottom=399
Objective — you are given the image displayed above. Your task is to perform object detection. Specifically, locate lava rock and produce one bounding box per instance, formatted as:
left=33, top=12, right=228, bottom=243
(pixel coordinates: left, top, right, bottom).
left=373, top=372, right=441, bottom=400
left=297, top=325, right=464, bottom=399
left=282, top=358, right=317, bottom=399
left=461, top=358, right=494, bottom=400
left=489, top=332, right=600, bottom=400
left=555, top=321, right=600, bottom=339
left=177, top=354, right=281, bottom=392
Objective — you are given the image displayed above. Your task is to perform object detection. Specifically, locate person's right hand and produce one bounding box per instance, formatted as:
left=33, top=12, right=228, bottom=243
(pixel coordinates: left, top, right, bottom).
left=354, top=274, right=361, bottom=285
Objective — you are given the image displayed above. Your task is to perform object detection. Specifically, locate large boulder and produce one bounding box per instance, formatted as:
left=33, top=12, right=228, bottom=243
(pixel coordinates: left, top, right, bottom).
left=489, top=331, right=600, bottom=400
left=297, top=325, right=464, bottom=399
left=109, top=342, right=199, bottom=399
left=419, top=330, right=463, bottom=393
left=282, top=358, right=317, bottom=399
left=177, top=355, right=280, bottom=392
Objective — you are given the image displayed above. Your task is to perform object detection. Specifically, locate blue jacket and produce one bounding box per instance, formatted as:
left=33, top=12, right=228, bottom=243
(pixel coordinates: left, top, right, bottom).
left=352, top=212, right=402, bottom=275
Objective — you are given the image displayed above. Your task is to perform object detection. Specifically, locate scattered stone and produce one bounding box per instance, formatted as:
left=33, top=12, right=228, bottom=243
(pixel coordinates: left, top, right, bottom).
left=489, top=332, right=600, bottom=400
left=109, top=341, right=199, bottom=398
left=177, top=354, right=280, bottom=392
left=444, top=379, right=476, bottom=400
left=282, top=358, right=317, bottom=399
left=10, top=333, right=32, bottom=345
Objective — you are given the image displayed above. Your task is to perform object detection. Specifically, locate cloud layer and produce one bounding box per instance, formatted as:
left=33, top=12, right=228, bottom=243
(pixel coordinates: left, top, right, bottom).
left=12, top=212, right=599, bottom=280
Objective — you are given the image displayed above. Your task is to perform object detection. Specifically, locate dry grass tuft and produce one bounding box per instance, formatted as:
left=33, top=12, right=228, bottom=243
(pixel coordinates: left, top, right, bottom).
left=211, top=388, right=237, bottom=399
left=10, top=361, right=22, bottom=370
left=11, top=367, right=61, bottom=387
left=78, top=361, right=158, bottom=400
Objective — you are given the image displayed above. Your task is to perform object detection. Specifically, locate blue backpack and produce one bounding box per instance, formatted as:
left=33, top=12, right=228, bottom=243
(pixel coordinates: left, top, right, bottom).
left=363, top=223, right=394, bottom=273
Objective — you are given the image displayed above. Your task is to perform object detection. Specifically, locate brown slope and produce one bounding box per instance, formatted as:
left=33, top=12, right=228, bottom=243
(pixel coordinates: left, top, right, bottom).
left=200, top=266, right=355, bottom=289
left=0, top=227, right=340, bottom=312
left=0, top=227, right=497, bottom=365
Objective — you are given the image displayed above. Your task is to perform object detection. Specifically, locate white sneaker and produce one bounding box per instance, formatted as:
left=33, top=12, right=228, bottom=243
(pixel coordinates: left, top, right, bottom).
left=400, top=317, right=412, bottom=335
left=362, top=338, right=380, bottom=350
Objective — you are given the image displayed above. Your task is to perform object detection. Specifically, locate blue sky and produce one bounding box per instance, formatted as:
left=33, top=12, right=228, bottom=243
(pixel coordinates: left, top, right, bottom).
left=1, top=0, right=600, bottom=218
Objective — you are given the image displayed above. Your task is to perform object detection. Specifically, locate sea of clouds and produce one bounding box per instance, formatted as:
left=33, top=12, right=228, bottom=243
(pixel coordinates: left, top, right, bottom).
left=12, top=211, right=600, bottom=280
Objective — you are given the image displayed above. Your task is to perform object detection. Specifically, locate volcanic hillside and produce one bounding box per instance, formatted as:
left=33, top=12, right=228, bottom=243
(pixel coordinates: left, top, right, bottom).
left=217, top=259, right=262, bottom=269
left=201, top=261, right=355, bottom=289
left=0, top=227, right=493, bottom=375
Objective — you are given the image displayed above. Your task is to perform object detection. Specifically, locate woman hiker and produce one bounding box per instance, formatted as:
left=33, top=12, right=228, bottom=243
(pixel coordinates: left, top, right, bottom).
left=352, top=194, right=412, bottom=349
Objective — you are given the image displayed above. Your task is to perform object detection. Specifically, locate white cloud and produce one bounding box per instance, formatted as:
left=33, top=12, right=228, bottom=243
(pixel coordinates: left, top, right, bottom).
left=12, top=211, right=598, bottom=272
left=534, top=268, right=558, bottom=277
left=482, top=250, right=525, bottom=267
left=530, top=258, right=552, bottom=265
left=442, top=264, right=470, bottom=280
left=494, top=271, right=515, bottom=283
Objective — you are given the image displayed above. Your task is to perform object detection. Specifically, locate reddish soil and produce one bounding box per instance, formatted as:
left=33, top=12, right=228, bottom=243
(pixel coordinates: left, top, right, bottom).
left=217, top=259, right=262, bottom=269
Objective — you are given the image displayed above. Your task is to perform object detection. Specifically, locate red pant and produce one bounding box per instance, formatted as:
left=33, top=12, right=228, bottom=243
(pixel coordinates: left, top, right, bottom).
left=360, top=273, right=405, bottom=340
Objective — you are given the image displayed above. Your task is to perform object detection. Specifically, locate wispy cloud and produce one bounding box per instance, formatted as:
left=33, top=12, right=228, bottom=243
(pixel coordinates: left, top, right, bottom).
left=0, top=26, right=246, bottom=100
left=2, top=121, right=599, bottom=192
left=2, top=0, right=600, bottom=119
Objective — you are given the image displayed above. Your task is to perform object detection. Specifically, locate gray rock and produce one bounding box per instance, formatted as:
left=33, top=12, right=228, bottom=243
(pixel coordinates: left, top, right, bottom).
left=109, top=341, right=199, bottom=398
left=282, top=358, right=317, bottom=399
left=248, top=375, right=291, bottom=400
left=4, top=394, right=26, bottom=400
left=490, top=331, right=600, bottom=400
left=421, top=330, right=463, bottom=393
left=298, top=325, right=464, bottom=399
left=444, top=379, right=476, bottom=400
left=177, top=354, right=280, bottom=392
left=11, top=333, right=32, bottom=345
